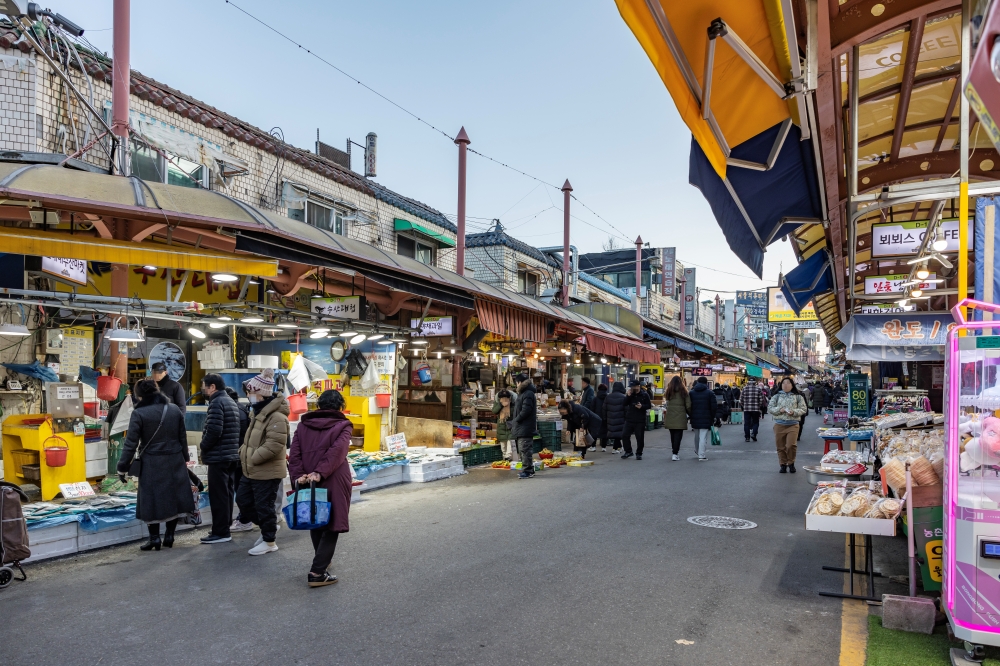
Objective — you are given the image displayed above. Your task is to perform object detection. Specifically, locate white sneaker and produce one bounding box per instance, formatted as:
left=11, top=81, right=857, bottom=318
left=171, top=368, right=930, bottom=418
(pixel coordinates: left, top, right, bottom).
left=601, top=447, right=607, bottom=452
left=588, top=446, right=596, bottom=452
left=253, top=524, right=280, bottom=546
left=248, top=541, right=278, bottom=556
left=230, top=519, right=254, bottom=532
left=671, top=454, right=679, bottom=461
left=698, top=456, right=707, bottom=461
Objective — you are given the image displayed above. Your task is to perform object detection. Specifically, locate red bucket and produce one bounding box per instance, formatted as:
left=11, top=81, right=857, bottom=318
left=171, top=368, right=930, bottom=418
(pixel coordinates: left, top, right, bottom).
left=375, top=394, right=391, bottom=409
left=96, top=375, right=122, bottom=402
left=44, top=446, right=68, bottom=467
left=287, top=392, right=308, bottom=415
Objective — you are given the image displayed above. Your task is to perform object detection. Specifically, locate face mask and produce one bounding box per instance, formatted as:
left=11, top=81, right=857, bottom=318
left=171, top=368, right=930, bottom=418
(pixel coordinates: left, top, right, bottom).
left=247, top=394, right=258, bottom=404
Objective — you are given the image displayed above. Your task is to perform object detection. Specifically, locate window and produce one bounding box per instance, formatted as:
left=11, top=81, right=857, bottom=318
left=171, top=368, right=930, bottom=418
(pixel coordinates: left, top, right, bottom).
left=397, top=235, right=435, bottom=265
left=517, top=270, right=538, bottom=296
left=288, top=199, right=345, bottom=234
left=129, top=140, right=208, bottom=189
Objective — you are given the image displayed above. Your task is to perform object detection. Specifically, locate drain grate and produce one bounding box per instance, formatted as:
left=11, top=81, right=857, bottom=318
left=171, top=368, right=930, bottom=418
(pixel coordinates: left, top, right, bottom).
left=686, top=515, right=757, bottom=530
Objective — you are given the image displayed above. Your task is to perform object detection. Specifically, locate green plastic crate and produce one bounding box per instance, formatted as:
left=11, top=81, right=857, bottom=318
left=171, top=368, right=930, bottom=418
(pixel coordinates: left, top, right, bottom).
left=459, top=444, right=503, bottom=467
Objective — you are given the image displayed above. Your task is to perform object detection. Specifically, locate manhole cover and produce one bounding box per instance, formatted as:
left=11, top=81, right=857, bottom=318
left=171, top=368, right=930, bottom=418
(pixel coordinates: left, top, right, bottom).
left=687, top=516, right=757, bottom=530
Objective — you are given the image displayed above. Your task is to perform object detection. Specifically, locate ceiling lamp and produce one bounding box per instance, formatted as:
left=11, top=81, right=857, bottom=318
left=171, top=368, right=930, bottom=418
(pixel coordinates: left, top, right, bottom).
left=311, top=327, right=331, bottom=335
left=217, top=315, right=233, bottom=321
left=916, top=264, right=930, bottom=280
left=377, top=339, right=395, bottom=345
left=448, top=338, right=458, bottom=353
left=389, top=333, right=407, bottom=343
left=240, top=315, right=264, bottom=324
left=910, top=289, right=923, bottom=298
left=209, top=322, right=227, bottom=329
left=411, top=339, right=429, bottom=346
left=188, top=327, right=206, bottom=339
left=433, top=340, right=445, bottom=359
left=263, top=328, right=281, bottom=333
left=931, top=230, right=948, bottom=252
left=0, top=305, right=30, bottom=337
left=367, top=332, right=385, bottom=341
left=309, top=330, right=327, bottom=339
left=350, top=333, right=367, bottom=345
left=339, top=329, right=359, bottom=338
left=212, top=273, right=239, bottom=282
left=276, top=322, right=297, bottom=329
left=106, top=317, right=144, bottom=342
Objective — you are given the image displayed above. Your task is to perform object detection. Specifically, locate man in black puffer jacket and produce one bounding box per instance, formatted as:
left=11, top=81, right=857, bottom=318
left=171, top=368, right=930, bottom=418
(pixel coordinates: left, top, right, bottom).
left=622, top=379, right=652, bottom=459
left=199, top=373, right=242, bottom=544
left=151, top=362, right=186, bottom=414
left=689, top=377, right=718, bottom=461
left=510, top=376, right=537, bottom=479
left=602, top=381, right=627, bottom=454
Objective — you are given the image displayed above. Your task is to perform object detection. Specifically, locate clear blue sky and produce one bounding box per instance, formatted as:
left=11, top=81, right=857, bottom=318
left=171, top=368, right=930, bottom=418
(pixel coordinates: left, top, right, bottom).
left=67, top=0, right=797, bottom=298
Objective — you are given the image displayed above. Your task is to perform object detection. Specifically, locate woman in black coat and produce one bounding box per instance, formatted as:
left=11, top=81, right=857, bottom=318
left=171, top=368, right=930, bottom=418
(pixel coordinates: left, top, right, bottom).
left=592, top=384, right=609, bottom=450
left=117, top=379, right=195, bottom=552
left=601, top=381, right=627, bottom=453
left=558, top=400, right=602, bottom=459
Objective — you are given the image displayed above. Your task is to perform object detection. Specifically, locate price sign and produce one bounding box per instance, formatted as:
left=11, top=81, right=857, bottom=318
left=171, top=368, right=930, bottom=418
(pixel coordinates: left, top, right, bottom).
left=847, top=373, right=869, bottom=418
left=384, top=432, right=407, bottom=453
left=59, top=482, right=95, bottom=499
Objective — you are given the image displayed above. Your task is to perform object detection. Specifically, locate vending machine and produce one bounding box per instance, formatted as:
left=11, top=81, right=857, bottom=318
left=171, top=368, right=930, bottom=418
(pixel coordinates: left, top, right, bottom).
left=944, top=300, right=1000, bottom=661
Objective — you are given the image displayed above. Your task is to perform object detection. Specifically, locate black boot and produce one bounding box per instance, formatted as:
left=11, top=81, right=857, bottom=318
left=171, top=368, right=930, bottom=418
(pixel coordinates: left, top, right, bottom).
left=779, top=465, right=787, bottom=473
left=788, top=463, right=796, bottom=473
left=162, top=519, right=178, bottom=548
left=140, top=524, right=161, bottom=551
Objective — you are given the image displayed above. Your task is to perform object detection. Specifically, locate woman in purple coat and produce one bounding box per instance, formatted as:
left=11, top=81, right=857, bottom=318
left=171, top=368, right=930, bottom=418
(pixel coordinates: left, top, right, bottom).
left=287, top=389, right=353, bottom=588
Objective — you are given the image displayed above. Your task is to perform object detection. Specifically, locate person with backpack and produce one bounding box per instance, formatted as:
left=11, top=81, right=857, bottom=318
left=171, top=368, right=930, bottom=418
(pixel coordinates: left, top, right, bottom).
left=601, top=381, right=627, bottom=454
left=510, top=375, right=537, bottom=479
left=198, top=374, right=242, bottom=545
left=689, top=377, right=718, bottom=461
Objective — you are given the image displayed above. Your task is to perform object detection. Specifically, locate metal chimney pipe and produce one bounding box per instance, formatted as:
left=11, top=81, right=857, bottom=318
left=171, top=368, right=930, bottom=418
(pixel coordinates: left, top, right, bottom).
left=561, top=180, right=573, bottom=307
left=634, top=236, right=643, bottom=314
left=454, top=127, right=471, bottom=276
left=111, top=0, right=130, bottom=141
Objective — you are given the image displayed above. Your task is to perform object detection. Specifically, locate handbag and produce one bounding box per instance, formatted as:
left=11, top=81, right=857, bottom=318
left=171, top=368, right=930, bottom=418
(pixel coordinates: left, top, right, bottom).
left=128, top=405, right=168, bottom=477
left=281, top=480, right=331, bottom=530
left=710, top=425, right=722, bottom=446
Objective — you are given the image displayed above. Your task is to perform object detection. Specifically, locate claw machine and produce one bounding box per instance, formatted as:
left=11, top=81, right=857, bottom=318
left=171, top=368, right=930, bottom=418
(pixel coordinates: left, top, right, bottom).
left=944, top=299, right=1000, bottom=656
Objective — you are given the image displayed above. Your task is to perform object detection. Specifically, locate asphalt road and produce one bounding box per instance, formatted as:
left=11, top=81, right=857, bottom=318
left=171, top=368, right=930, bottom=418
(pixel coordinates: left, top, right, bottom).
left=2, top=411, right=856, bottom=666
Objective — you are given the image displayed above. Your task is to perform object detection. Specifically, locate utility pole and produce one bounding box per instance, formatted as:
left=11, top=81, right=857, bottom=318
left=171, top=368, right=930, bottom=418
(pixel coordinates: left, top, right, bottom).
left=454, top=127, right=470, bottom=276
left=714, top=294, right=721, bottom=345
left=561, top=180, right=573, bottom=307
left=108, top=0, right=130, bottom=383
left=634, top=236, right=643, bottom=314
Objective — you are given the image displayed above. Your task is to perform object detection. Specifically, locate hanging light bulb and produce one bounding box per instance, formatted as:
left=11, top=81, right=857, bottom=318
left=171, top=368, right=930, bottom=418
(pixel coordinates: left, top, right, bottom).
left=931, top=230, right=948, bottom=252
left=600, top=357, right=608, bottom=364
left=916, top=263, right=930, bottom=280
left=910, top=289, right=923, bottom=298
left=188, top=326, right=206, bottom=339
left=413, top=348, right=419, bottom=357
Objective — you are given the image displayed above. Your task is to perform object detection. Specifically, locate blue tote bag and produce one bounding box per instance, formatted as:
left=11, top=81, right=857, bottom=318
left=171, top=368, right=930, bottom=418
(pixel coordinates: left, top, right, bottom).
left=281, top=481, right=331, bottom=530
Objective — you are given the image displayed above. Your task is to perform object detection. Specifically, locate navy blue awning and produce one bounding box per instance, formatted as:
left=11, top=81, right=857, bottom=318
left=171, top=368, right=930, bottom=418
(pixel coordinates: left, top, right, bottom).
left=675, top=339, right=696, bottom=352
left=780, top=250, right=834, bottom=316
left=694, top=345, right=713, bottom=354
left=643, top=328, right=676, bottom=345
left=689, top=122, right=823, bottom=278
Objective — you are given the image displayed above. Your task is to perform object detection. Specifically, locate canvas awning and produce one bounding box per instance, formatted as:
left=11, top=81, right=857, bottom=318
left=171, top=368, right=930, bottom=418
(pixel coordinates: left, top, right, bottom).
left=394, top=219, right=456, bottom=248
left=475, top=298, right=548, bottom=343
left=581, top=326, right=660, bottom=364
left=780, top=249, right=833, bottom=316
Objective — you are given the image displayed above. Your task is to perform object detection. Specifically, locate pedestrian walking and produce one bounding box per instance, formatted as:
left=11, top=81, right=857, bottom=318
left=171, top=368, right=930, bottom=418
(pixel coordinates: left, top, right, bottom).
left=593, top=384, right=609, bottom=451
left=116, top=379, right=195, bottom=552
left=689, top=377, right=718, bottom=461
left=236, top=368, right=290, bottom=554
left=580, top=377, right=596, bottom=411
left=740, top=377, right=766, bottom=442
left=491, top=389, right=515, bottom=461
left=151, top=361, right=186, bottom=414
left=198, top=373, right=242, bottom=545
left=511, top=375, right=537, bottom=479
left=812, top=382, right=827, bottom=415
left=664, top=376, right=691, bottom=461
left=287, top=390, right=353, bottom=588
left=768, top=376, right=808, bottom=473
left=602, top=381, right=627, bottom=454
left=558, top=399, right=601, bottom=460
left=621, top=380, right=651, bottom=459
left=225, top=386, right=256, bottom=534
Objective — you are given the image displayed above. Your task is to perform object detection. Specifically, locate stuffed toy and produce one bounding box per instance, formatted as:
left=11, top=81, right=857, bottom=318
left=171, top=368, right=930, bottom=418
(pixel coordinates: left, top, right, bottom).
left=962, top=416, right=1000, bottom=470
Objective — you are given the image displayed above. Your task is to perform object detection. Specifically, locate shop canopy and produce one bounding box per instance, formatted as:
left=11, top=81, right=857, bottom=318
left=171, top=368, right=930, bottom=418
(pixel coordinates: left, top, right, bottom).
left=393, top=219, right=456, bottom=248
left=834, top=313, right=954, bottom=362
left=643, top=328, right=676, bottom=345
left=475, top=298, right=547, bottom=343
left=675, top=339, right=697, bottom=352
left=615, top=0, right=821, bottom=277
left=745, top=364, right=764, bottom=377
left=779, top=249, right=834, bottom=316
left=581, top=326, right=660, bottom=364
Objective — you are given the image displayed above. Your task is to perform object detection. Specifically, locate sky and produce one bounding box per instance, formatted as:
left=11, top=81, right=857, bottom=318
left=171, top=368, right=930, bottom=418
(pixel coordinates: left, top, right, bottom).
left=64, top=0, right=799, bottom=301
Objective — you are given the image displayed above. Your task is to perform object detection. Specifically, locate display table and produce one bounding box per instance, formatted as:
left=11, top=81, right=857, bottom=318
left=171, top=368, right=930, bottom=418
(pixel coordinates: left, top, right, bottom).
left=2, top=415, right=86, bottom=501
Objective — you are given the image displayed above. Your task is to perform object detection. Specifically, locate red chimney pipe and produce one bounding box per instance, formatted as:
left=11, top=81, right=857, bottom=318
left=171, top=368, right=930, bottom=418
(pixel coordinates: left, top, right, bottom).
left=454, top=127, right=471, bottom=276
left=561, top=180, right=573, bottom=307
left=111, top=0, right=130, bottom=144
left=634, top=235, right=644, bottom=313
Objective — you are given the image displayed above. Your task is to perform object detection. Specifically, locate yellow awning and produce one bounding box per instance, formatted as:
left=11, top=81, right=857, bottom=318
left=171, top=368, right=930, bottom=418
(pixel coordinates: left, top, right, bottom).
left=0, top=228, right=278, bottom=276
left=615, top=0, right=797, bottom=178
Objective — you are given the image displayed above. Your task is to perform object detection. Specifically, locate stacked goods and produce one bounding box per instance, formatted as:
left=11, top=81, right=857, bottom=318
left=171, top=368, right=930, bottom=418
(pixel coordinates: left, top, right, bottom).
left=821, top=450, right=867, bottom=465
left=864, top=497, right=902, bottom=519
left=806, top=481, right=899, bottom=521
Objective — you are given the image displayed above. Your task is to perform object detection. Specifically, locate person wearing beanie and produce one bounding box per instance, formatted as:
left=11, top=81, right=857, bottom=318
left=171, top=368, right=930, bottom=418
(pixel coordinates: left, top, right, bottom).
left=621, top=379, right=651, bottom=459
left=236, top=368, right=290, bottom=556
left=151, top=361, right=186, bottom=414
left=688, top=376, right=718, bottom=461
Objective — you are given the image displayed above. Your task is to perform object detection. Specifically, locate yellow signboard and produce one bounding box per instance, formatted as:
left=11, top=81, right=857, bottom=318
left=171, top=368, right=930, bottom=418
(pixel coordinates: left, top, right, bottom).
left=56, top=266, right=260, bottom=306
left=767, top=287, right=817, bottom=322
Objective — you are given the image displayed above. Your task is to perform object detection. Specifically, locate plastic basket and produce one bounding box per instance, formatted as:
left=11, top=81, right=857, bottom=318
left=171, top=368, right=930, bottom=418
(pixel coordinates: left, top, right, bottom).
left=96, top=375, right=123, bottom=402
left=287, top=392, right=308, bottom=415
left=459, top=445, right=503, bottom=467
left=11, top=449, right=38, bottom=470
left=375, top=393, right=391, bottom=408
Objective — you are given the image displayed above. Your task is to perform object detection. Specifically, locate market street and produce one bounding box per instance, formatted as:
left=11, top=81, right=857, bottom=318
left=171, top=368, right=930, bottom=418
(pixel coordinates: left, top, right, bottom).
left=1, top=413, right=854, bottom=666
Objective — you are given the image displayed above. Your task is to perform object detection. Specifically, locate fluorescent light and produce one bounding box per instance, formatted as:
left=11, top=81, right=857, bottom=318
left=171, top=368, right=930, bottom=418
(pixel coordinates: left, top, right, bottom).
left=339, top=330, right=358, bottom=338
left=309, top=331, right=327, bottom=339
left=411, top=339, right=428, bottom=346
left=350, top=333, right=366, bottom=345
left=240, top=316, right=264, bottom=324
left=217, top=315, right=232, bottom=321
left=276, top=322, right=297, bottom=329
left=208, top=322, right=227, bottom=329
left=212, top=273, right=239, bottom=282
left=263, top=328, right=281, bottom=333
left=377, top=339, right=395, bottom=345
left=249, top=280, right=260, bottom=285
left=367, top=333, right=385, bottom=341
left=188, top=327, right=206, bottom=339
left=0, top=323, right=30, bottom=337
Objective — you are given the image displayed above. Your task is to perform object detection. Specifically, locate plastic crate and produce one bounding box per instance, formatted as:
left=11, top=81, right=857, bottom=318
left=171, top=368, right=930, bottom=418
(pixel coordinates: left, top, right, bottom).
left=459, top=445, right=503, bottom=467
left=532, top=438, right=561, bottom=453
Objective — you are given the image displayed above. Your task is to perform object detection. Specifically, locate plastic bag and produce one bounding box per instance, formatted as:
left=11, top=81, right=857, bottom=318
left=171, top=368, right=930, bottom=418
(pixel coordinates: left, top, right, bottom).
left=286, top=355, right=311, bottom=392
left=361, top=357, right=380, bottom=390
left=710, top=426, right=721, bottom=446
left=346, top=348, right=368, bottom=377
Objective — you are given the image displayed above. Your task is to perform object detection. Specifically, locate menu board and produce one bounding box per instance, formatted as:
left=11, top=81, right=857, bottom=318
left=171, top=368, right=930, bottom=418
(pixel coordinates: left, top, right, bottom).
left=54, top=327, right=94, bottom=376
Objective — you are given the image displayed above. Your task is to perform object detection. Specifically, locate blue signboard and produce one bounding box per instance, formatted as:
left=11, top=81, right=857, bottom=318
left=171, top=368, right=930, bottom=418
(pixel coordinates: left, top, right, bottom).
left=736, top=290, right=767, bottom=318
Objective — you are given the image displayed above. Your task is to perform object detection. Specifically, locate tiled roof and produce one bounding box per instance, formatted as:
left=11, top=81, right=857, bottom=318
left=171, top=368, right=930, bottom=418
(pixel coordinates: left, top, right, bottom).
left=0, top=20, right=450, bottom=229
left=465, top=229, right=559, bottom=267
left=368, top=181, right=455, bottom=232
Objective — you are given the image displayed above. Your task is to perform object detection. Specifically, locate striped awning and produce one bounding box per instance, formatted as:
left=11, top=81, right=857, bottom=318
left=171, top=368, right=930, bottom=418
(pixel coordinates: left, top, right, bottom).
left=475, top=298, right=547, bottom=343
left=581, top=326, right=660, bottom=364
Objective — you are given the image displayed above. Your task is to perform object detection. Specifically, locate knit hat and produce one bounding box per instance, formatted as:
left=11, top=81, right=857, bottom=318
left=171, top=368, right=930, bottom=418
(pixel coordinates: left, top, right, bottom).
left=245, top=367, right=276, bottom=396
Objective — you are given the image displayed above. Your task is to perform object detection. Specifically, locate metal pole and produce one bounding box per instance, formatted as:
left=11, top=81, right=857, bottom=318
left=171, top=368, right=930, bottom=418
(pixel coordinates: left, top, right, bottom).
left=454, top=127, right=470, bottom=276
left=112, top=0, right=130, bottom=175
left=715, top=294, right=721, bottom=345
left=906, top=462, right=917, bottom=597
left=848, top=45, right=860, bottom=316
left=958, top=0, right=971, bottom=324
left=634, top=235, right=643, bottom=314
left=562, top=180, right=573, bottom=307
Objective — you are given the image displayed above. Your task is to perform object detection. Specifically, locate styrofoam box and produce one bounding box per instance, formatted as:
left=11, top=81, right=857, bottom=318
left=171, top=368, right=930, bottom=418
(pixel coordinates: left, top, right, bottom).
left=23, top=537, right=78, bottom=562
left=86, top=459, right=108, bottom=478
left=405, top=468, right=466, bottom=483
left=360, top=465, right=404, bottom=491
left=24, top=523, right=79, bottom=562
left=85, top=441, right=108, bottom=461
left=78, top=521, right=145, bottom=551
left=804, top=513, right=896, bottom=536
left=247, top=355, right=278, bottom=369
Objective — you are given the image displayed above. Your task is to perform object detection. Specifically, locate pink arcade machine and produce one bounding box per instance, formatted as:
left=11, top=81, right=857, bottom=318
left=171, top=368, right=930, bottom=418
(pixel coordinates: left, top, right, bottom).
left=945, top=299, right=1000, bottom=661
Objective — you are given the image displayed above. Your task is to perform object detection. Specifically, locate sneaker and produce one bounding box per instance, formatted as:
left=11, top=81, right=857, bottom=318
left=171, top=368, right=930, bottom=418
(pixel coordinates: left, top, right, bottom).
left=788, top=463, right=796, bottom=473
left=780, top=465, right=787, bottom=473
left=601, top=447, right=607, bottom=452
left=200, top=534, right=231, bottom=544
left=745, top=437, right=750, bottom=442
left=635, top=455, right=642, bottom=460
left=698, top=456, right=707, bottom=461
left=308, top=571, right=338, bottom=588
left=253, top=524, right=280, bottom=547
left=621, top=452, right=634, bottom=459
left=588, top=446, right=596, bottom=452
left=671, top=454, right=679, bottom=461
left=518, top=471, right=533, bottom=479
left=230, top=520, right=254, bottom=533
left=248, top=541, right=278, bottom=556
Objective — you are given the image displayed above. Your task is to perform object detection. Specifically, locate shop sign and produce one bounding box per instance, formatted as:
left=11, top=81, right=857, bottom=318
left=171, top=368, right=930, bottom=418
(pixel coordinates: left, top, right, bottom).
left=691, top=367, right=713, bottom=376
left=767, top=287, right=816, bottom=322
left=661, top=247, right=676, bottom=296
left=410, top=316, right=453, bottom=337
left=678, top=360, right=701, bottom=368
left=312, top=296, right=364, bottom=320
left=736, top=291, right=767, bottom=318
left=870, top=219, right=972, bottom=257
left=384, top=432, right=407, bottom=453
left=723, top=366, right=740, bottom=372
left=708, top=364, right=724, bottom=370
left=42, top=257, right=87, bottom=285
left=847, top=373, right=869, bottom=418
left=861, top=304, right=908, bottom=314
left=683, top=268, right=697, bottom=334
left=863, top=273, right=937, bottom=295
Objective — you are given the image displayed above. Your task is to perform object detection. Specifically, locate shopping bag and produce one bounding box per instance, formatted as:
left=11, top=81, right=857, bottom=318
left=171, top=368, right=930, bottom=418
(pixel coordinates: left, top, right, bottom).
left=710, top=426, right=721, bottom=446
left=361, top=358, right=380, bottom=390
left=281, top=481, right=331, bottom=530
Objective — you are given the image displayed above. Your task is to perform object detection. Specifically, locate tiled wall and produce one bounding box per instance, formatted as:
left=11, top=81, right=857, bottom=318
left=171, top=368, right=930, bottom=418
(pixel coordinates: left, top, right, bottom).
left=6, top=47, right=457, bottom=272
